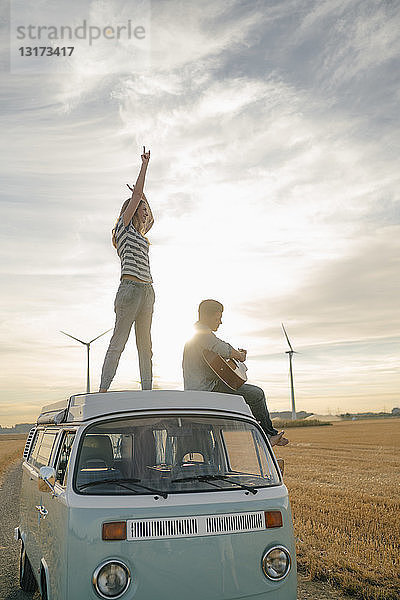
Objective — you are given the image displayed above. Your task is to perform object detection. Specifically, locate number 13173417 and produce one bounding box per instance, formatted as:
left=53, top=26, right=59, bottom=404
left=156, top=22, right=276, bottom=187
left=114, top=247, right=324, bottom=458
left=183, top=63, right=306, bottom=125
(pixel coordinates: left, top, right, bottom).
left=18, top=47, right=74, bottom=56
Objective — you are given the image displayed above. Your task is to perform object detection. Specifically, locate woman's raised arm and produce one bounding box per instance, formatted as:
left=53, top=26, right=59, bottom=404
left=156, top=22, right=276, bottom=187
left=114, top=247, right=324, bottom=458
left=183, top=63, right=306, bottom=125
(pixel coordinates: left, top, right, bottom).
left=123, top=146, right=150, bottom=227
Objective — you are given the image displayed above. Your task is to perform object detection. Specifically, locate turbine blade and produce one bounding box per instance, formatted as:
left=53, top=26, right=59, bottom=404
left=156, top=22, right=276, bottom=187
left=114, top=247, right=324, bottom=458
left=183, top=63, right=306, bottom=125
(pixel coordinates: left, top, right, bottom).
left=60, top=331, right=86, bottom=345
left=281, top=323, right=294, bottom=352
left=89, top=328, right=113, bottom=344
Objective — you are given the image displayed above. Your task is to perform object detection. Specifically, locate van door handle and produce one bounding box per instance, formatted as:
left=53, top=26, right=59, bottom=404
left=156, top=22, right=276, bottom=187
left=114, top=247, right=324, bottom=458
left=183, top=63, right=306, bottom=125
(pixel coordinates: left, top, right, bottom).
left=35, top=505, right=48, bottom=519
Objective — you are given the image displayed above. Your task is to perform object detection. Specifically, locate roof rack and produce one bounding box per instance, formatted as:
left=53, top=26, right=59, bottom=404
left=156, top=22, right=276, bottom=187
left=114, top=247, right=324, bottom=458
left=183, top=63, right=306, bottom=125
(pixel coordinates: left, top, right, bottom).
left=37, top=398, right=70, bottom=425
left=37, top=390, right=253, bottom=424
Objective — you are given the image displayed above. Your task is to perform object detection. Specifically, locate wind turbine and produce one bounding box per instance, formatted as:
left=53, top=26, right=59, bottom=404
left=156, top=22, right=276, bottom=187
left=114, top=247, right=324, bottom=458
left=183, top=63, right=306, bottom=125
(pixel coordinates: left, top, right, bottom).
left=281, top=323, right=298, bottom=420
left=60, top=328, right=112, bottom=393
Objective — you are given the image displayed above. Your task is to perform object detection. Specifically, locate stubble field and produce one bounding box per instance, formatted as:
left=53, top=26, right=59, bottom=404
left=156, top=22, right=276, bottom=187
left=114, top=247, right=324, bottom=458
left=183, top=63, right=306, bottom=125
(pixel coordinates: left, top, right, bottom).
left=276, top=418, right=400, bottom=600
left=0, top=434, right=26, bottom=483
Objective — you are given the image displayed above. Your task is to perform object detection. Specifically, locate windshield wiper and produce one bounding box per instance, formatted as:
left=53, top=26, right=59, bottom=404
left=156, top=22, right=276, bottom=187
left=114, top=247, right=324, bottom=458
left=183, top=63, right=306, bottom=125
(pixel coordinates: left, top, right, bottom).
left=171, top=475, right=227, bottom=492
left=171, top=474, right=258, bottom=495
left=78, top=477, right=140, bottom=491
left=78, top=477, right=168, bottom=498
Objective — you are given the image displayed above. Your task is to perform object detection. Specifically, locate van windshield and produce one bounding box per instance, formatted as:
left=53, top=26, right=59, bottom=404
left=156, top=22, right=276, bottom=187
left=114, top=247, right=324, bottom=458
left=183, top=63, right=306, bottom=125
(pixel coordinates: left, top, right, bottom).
left=75, top=416, right=280, bottom=495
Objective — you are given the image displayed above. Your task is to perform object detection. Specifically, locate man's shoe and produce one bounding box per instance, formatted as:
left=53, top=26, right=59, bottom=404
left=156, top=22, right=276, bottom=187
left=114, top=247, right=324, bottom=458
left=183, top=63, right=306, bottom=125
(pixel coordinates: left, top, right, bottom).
left=269, top=431, right=289, bottom=447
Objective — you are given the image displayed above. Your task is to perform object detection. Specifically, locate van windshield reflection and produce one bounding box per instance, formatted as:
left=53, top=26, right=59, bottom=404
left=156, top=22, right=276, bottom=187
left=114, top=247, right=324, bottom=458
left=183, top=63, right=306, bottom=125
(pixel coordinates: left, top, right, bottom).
left=74, top=416, right=280, bottom=495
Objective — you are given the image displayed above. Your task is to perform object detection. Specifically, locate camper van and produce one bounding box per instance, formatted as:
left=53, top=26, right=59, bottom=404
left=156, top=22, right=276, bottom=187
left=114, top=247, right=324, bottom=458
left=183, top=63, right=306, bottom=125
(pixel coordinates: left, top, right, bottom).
left=15, top=390, right=297, bottom=599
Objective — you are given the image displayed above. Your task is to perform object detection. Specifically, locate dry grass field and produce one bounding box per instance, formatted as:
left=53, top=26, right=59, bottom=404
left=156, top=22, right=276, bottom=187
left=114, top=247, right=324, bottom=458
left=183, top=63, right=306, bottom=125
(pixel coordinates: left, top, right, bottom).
left=275, top=418, right=400, bottom=600
left=0, top=434, right=26, bottom=483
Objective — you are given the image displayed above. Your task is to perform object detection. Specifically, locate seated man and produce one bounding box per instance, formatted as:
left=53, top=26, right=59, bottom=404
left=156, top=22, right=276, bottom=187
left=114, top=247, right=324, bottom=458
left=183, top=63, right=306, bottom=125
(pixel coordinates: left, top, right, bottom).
left=183, top=299, right=289, bottom=447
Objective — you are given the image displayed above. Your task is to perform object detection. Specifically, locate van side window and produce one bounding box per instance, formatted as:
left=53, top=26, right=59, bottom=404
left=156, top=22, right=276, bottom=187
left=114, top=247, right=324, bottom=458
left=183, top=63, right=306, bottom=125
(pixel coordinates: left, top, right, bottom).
left=28, top=429, right=58, bottom=470
left=55, top=432, right=76, bottom=486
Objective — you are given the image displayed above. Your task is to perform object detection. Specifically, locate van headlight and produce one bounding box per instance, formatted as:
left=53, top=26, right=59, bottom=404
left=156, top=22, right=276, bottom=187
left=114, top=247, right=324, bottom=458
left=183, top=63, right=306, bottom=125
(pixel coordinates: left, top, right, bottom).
left=92, top=560, right=131, bottom=598
left=261, top=546, right=291, bottom=581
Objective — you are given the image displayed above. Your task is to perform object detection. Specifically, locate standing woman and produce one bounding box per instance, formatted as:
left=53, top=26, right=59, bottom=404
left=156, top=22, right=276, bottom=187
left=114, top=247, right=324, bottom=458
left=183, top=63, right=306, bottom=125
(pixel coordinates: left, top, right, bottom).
left=99, top=147, right=155, bottom=392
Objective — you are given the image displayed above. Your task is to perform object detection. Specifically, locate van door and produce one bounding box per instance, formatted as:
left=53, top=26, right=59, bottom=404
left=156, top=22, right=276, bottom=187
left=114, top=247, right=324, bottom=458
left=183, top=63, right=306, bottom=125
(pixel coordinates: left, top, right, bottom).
left=21, top=428, right=44, bottom=577
left=25, top=428, right=59, bottom=577
left=38, top=430, right=76, bottom=600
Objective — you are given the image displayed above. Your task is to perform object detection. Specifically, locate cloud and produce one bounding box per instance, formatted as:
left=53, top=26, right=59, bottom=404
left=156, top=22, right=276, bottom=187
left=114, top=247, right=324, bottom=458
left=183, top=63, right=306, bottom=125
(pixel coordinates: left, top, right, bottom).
left=1, top=0, right=399, bottom=423
left=241, top=224, right=400, bottom=346
left=297, top=0, right=400, bottom=83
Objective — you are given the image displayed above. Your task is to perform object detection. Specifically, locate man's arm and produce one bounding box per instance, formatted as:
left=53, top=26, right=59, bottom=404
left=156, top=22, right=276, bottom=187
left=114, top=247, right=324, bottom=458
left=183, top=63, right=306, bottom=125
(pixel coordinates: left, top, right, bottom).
left=206, top=333, right=246, bottom=362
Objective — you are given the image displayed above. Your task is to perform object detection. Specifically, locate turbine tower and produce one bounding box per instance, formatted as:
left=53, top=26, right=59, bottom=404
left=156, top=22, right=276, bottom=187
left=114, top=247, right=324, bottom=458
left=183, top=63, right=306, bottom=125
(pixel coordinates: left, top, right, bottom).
left=281, top=323, right=297, bottom=420
left=60, top=328, right=112, bottom=393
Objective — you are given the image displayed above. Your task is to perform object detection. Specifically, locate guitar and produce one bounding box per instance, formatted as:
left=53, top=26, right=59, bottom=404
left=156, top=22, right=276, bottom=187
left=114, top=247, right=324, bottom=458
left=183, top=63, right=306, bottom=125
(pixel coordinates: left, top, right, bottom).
left=203, top=349, right=248, bottom=390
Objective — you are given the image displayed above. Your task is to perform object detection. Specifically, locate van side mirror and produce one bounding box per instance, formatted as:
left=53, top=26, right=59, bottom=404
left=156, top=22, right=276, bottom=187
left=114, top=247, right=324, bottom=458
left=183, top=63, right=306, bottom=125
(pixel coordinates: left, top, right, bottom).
left=277, top=458, right=284, bottom=475
left=38, top=466, right=57, bottom=494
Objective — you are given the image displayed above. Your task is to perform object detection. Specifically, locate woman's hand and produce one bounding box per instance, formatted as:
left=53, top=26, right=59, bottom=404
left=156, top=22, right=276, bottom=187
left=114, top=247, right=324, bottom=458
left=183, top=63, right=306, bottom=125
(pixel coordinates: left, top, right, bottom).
left=141, top=146, right=150, bottom=165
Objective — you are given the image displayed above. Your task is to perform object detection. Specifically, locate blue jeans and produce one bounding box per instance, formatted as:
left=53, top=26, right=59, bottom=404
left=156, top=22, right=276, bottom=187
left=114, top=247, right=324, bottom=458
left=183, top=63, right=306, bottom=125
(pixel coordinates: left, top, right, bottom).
left=212, top=380, right=278, bottom=437
left=100, top=280, right=155, bottom=391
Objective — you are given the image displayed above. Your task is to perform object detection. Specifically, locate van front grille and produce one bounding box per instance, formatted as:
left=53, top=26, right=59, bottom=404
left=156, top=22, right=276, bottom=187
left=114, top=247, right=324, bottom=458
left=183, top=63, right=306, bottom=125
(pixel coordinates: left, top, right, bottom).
left=206, top=511, right=264, bottom=534
left=127, top=511, right=265, bottom=540
left=129, top=517, right=198, bottom=540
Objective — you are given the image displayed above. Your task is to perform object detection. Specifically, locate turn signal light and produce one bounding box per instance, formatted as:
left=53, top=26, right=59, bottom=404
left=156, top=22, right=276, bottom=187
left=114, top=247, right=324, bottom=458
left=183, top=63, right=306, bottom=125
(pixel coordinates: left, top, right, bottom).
left=102, top=521, right=127, bottom=540
left=264, top=511, right=283, bottom=528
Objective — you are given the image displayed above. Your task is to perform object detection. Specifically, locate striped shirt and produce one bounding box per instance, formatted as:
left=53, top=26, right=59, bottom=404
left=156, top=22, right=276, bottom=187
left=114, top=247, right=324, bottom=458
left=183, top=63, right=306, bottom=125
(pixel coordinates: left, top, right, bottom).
left=115, top=216, right=152, bottom=282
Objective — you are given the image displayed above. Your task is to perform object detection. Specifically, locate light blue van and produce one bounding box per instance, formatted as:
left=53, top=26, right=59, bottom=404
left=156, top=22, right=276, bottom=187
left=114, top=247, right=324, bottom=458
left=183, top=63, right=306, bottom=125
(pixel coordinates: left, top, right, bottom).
left=16, top=390, right=297, bottom=599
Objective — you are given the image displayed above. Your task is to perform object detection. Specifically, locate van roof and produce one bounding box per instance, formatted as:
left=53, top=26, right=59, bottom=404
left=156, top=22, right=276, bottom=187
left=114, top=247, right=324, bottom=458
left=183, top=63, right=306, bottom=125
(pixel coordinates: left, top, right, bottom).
left=37, top=390, right=253, bottom=425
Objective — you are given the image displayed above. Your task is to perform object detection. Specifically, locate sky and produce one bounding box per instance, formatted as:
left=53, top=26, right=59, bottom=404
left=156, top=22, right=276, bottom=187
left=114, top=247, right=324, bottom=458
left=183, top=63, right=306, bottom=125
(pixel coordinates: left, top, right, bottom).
left=0, top=0, right=399, bottom=426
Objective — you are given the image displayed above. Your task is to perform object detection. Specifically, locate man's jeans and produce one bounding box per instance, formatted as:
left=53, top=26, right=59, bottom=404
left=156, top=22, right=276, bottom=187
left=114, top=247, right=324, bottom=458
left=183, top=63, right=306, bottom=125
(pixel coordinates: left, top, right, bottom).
left=100, top=280, right=155, bottom=391
left=212, top=380, right=278, bottom=437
